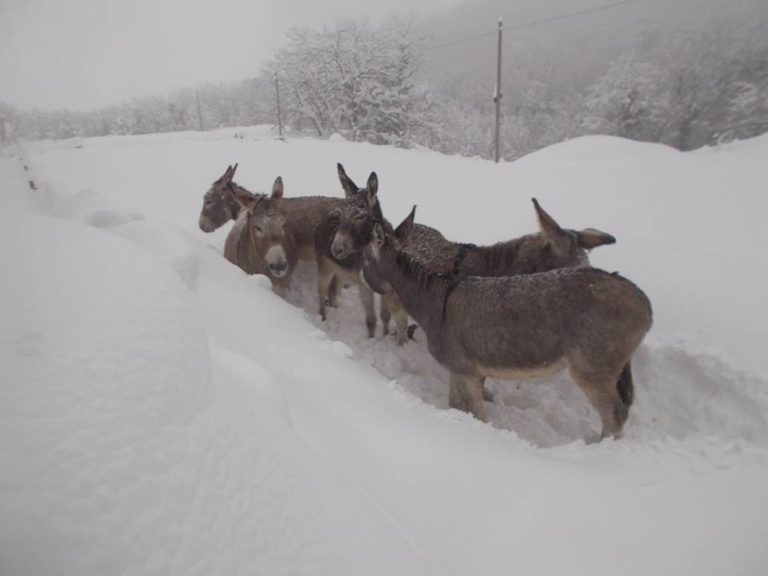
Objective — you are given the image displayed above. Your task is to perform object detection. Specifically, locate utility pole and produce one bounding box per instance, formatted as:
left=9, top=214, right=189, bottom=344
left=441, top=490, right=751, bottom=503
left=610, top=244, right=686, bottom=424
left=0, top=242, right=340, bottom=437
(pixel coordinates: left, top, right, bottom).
left=195, top=90, right=204, bottom=132
left=494, top=16, right=503, bottom=163
left=274, top=72, right=285, bottom=141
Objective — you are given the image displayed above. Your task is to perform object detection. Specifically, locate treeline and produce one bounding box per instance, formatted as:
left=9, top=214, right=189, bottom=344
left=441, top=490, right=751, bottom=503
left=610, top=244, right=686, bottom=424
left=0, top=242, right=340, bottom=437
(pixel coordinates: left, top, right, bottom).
left=2, top=12, right=767, bottom=160
left=0, top=79, right=275, bottom=143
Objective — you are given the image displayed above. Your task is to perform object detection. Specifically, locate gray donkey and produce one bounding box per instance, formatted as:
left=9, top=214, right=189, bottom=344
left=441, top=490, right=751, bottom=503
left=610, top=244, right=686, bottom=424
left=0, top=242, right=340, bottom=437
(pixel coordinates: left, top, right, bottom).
left=379, top=198, right=616, bottom=344
left=314, top=163, right=398, bottom=338
left=199, top=164, right=256, bottom=232
left=362, top=209, right=652, bottom=439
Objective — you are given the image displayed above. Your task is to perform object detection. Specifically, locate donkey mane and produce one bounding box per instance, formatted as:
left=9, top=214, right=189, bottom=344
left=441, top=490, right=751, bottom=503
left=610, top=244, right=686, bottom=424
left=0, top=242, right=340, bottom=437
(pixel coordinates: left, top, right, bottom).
left=384, top=227, right=453, bottom=296
left=473, top=237, right=526, bottom=273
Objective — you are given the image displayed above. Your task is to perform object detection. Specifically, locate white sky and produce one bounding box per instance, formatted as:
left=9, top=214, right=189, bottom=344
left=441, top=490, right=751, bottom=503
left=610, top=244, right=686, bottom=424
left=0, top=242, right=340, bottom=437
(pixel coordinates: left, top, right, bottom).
left=0, top=0, right=460, bottom=111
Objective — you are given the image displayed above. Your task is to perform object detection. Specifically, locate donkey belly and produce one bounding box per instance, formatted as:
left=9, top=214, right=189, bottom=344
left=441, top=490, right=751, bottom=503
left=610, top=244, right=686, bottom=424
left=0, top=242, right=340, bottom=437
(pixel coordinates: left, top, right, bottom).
left=476, top=360, right=566, bottom=381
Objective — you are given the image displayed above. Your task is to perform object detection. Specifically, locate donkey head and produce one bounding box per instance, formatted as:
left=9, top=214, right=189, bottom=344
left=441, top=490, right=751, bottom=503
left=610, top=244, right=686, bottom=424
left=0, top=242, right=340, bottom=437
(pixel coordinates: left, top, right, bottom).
left=362, top=206, right=416, bottom=295
left=199, top=163, right=248, bottom=232
left=530, top=198, right=616, bottom=268
left=245, top=177, right=294, bottom=278
left=329, top=163, right=380, bottom=261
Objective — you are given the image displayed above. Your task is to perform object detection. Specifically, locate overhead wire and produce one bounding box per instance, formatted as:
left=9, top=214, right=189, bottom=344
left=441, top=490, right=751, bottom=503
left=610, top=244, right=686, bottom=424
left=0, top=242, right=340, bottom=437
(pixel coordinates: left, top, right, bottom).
left=424, top=0, right=648, bottom=52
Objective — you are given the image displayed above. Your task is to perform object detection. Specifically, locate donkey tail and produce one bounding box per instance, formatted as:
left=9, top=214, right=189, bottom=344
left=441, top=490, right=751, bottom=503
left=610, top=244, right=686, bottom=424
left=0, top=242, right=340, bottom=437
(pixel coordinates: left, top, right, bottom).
left=617, top=361, right=634, bottom=408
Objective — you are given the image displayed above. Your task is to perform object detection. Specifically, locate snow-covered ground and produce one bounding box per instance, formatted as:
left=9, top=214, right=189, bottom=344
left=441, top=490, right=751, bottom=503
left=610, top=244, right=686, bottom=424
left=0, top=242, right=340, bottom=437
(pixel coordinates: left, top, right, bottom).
left=2, top=126, right=767, bottom=575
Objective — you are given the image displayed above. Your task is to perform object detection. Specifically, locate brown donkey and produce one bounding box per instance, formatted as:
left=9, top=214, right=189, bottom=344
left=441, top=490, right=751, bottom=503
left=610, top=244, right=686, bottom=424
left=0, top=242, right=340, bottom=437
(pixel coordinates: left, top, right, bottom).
left=224, top=177, right=298, bottom=296
left=199, top=164, right=345, bottom=259
left=362, top=212, right=652, bottom=439
left=204, top=164, right=348, bottom=296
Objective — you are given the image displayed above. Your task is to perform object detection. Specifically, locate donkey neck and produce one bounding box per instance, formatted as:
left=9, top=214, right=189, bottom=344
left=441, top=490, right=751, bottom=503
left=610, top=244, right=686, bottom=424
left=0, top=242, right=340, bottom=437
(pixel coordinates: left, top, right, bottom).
left=379, top=243, right=453, bottom=337
left=457, top=235, right=530, bottom=276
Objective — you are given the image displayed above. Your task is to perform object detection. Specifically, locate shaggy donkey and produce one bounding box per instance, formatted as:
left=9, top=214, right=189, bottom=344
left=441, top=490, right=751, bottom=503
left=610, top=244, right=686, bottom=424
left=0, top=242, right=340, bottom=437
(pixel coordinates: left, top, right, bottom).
left=315, top=163, right=397, bottom=338
left=411, top=198, right=615, bottom=276
left=362, top=211, right=652, bottom=439
left=378, top=198, right=616, bottom=344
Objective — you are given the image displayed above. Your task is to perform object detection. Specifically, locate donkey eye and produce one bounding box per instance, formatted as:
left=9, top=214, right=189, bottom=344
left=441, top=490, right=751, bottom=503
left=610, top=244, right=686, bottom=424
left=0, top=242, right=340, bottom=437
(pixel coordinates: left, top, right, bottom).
left=254, top=226, right=264, bottom=234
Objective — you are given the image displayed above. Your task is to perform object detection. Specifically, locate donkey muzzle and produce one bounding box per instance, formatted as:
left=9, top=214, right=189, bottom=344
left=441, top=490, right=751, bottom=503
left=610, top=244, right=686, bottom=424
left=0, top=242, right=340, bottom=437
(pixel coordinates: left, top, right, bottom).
left=269, top=262, right=288, bottom=278
left=198, top=216, right=215, bottom=233
left=331, top=234, right=352, bottom=260
left=266, top=246, right=289, bottom=278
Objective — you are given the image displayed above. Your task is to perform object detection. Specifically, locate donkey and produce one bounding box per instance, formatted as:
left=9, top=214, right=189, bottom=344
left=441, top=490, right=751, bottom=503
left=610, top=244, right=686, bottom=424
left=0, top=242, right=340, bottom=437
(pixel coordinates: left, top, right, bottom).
left=314, top=163, right=387, bottom=338
left=224, top=177, right=298, bottom=297
left=412, top=198, right=615, bottom=276
left=379, top=198, right=616, bottom=345
left=203, top=164, right=351, bottom=298
left=199, top=164, right=258, bottom=233
left=362, top=211, right=652, bottom=439
left=200, top=163, right=348, bottom=259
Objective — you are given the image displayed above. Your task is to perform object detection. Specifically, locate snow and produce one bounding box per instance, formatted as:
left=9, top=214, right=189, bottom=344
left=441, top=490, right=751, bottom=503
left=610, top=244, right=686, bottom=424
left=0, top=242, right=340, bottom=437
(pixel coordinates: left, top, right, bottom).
left=1, top=128, right=767, bottom=575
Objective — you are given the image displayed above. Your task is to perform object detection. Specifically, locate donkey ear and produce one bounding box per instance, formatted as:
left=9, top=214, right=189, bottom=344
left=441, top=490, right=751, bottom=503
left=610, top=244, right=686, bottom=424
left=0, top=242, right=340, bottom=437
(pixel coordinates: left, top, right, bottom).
left=230, top=163, right=238, bottom=179
left=576, top=228, right=616, bottom=249
left=366, top=172, right=379, bottom=207
left=337, top=163, right=358, bottom=199
left=395, top=205, right=416, bottom=244
left=219, top=165, right=233, bottom=182
left=231, top=185, right=255, bottom=207
left=271, top=176, right=284, bottom=199
left=532, top=198, right=564, bottom=238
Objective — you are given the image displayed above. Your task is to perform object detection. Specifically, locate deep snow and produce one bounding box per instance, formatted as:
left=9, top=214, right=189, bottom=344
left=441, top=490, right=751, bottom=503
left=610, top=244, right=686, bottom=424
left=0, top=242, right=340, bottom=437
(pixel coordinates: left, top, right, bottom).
left=1, top=127, right=767, bottom=575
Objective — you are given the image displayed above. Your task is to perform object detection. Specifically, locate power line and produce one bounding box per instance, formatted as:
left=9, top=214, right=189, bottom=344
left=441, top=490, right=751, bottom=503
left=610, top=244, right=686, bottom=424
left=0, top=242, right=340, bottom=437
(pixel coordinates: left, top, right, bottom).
left=425, top=0, right=647, bottom=52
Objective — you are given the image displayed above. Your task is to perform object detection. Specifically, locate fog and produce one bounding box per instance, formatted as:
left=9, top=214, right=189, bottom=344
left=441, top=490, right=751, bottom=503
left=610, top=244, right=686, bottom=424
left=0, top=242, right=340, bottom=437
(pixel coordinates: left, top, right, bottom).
left=0, top=0, right=459, bottom=110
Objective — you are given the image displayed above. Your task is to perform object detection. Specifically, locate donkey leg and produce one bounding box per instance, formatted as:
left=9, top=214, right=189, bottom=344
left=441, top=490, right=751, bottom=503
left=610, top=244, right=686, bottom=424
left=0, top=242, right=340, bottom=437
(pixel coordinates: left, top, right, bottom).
left=569, top=363, right=628, bottom=440
left=393, top=308, right=409, bottom=346
left=358, top=282, right=376, bottom=338
left=317, top=259, right=336, bottom=321
left=449, top=373, right=488, bottom=422
left=380, top=293, right=392, bottom=337
left=271, top=279, right=288, bottom=299
left=327, top=275, right=340, bottom=308
left=381, top=292, right=409, bottom=345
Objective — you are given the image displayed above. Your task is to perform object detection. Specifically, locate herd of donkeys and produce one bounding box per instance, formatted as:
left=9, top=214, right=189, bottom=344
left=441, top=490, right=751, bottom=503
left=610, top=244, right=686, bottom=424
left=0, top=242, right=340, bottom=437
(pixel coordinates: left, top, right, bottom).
left=198, top=162, right=652, bottom=441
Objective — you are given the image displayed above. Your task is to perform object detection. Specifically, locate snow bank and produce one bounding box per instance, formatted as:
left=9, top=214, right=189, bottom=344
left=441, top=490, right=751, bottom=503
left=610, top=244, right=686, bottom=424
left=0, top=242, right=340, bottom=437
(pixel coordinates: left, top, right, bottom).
left=2, top=130, right=768, bottom=575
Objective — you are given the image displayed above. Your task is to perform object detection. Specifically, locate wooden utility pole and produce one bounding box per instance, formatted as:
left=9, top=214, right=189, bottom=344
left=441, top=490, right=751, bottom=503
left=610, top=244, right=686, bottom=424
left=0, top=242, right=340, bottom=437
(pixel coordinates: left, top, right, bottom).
left=195, top=90, right=204, bottom=132
left=274, top=72, right=285, bottom=141
left=494, top=16, right=503, bottom=163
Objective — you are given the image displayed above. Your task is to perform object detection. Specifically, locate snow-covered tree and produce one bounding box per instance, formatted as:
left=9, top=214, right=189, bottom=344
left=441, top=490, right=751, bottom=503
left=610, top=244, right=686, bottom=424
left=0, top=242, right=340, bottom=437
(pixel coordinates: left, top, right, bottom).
left=581, top=54, right=668, bottom=142
left=266, top=17, right=434, bottom=146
